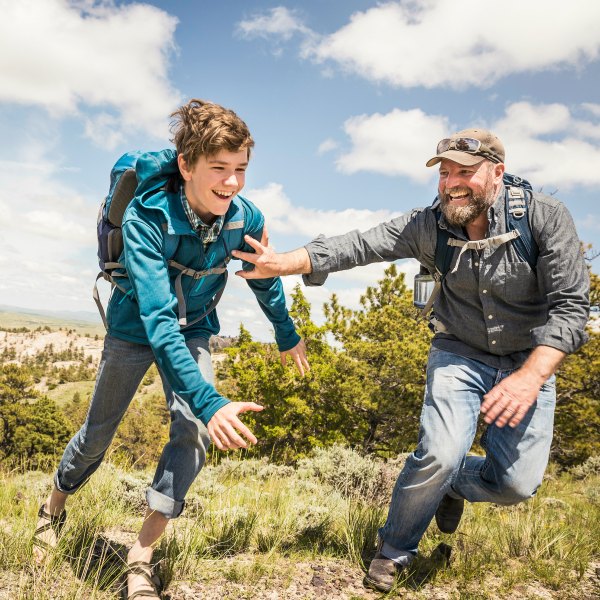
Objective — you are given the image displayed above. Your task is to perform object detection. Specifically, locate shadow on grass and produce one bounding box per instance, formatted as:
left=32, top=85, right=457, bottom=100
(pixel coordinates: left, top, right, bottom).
left=405, top=542, right=452, bottom=588
left=63, top=525, right=129, bottom=595
left=61, top=524, right=180, bottom=598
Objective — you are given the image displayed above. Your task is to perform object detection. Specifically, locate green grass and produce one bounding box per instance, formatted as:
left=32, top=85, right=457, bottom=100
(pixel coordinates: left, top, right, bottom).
left=44, top=380, right=96, bottom=407
left=1, top=454, right=598, bottom=599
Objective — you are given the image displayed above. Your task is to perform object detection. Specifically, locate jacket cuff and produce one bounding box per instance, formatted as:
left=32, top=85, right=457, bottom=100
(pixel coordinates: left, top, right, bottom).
left=195, top=396, right=230, bottom=426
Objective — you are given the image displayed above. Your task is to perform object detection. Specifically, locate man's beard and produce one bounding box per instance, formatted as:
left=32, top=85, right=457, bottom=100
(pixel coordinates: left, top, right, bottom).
left=440, top=178, right=496, bottom=227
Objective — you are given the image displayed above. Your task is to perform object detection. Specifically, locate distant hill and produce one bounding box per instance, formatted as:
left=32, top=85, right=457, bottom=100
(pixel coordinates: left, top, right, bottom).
left=0, top=306, right=105, bottom=336
left=0, top=304, right=101, bottom=323
left=0, top=306, right=238, bottom=350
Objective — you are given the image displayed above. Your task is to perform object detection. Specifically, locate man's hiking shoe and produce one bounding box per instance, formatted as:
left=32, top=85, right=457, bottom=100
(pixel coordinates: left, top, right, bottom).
left=435, top=494, right=464, bottom=534
left=363, top=552, right=404, bottom=593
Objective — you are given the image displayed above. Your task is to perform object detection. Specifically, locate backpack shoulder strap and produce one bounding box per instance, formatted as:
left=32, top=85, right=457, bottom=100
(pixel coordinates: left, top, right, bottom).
left=503, top=173, right=538, bottom=270
left=416, top=205, right=453, bottom=318
left=433, top=205, right=455, bottom=276
left=161, top=222, right=180, bottom=261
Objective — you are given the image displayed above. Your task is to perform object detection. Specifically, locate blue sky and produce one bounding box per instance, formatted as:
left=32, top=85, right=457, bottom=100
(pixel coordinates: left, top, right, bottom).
left=1, top=0, right=599, bottom=340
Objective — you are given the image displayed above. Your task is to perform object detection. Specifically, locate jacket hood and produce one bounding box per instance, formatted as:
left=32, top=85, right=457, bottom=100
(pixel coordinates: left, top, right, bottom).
left=135, top=149, right=179, bottom=202
left=133, top=149, right=190, bottom=234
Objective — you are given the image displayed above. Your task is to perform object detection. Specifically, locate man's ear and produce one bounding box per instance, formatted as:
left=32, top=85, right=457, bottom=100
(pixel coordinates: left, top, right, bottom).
left=178, top=153, right=192, bottom=182
left=493, top=162, right=505, bottom=183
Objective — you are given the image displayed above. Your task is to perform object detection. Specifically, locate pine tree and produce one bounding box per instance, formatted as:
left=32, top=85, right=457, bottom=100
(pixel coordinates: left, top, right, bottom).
left=324, top=264, right=431, bottom=454
left=0, top=364, right=72, bottom=469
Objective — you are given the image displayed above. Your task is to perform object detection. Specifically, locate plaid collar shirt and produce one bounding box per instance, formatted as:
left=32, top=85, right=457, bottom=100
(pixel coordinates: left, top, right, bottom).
left=180, top=185, right=224, bottom=246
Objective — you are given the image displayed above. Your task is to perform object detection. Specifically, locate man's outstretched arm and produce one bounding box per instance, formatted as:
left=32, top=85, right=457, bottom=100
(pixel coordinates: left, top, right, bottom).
left=233, top=231, right=312, bottom=279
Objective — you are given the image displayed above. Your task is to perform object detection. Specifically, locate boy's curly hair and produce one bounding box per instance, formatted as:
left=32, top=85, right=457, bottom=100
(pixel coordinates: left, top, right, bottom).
left=170, top=99, right=254, bottom=167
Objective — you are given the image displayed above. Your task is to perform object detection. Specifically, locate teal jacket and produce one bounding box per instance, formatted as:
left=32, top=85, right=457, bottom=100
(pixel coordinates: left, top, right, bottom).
left=106, top=149, right=300, bottom=424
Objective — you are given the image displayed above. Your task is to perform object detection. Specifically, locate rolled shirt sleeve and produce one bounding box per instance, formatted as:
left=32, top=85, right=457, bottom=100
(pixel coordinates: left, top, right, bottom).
left=303, top=209, right=436, bottom=286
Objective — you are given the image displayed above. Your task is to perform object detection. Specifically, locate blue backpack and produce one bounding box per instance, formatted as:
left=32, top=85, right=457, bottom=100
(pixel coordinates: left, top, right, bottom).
left=93, top=151, right=244, bottom=329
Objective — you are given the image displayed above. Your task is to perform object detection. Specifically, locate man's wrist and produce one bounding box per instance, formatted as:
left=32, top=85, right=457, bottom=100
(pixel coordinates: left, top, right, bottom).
left=281, top=248, right=312, bottom=275
left=520, top=345, right=566, bottom=384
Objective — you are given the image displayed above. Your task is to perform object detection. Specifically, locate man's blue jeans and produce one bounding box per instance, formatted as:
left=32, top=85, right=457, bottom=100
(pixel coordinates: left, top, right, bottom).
left=380, top=347, right=556, bottom=565
left=54, top=334, right=213, bottom=518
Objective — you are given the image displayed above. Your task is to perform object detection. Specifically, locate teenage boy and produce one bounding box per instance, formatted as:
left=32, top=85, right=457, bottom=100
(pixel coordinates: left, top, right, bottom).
left=33, top=99, right=308, bottom=599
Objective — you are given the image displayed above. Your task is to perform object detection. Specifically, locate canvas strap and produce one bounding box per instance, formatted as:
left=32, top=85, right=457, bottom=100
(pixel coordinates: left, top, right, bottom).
left=447, top=231, right=520, bottom=274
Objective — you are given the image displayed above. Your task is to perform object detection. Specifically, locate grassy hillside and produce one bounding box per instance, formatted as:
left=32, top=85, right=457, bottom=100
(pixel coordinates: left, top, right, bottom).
left=1, top=310, right=599, bottom=598
left=1, top=449, right=599, bottom=599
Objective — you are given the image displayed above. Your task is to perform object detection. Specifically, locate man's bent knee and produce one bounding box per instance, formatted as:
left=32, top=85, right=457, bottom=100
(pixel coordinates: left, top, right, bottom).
left=401, top=449, right=464, bottom=489
left=494, top=477, right=542, bottom=505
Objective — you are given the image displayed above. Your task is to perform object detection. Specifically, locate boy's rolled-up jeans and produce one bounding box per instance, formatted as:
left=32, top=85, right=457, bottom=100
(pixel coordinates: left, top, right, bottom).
left=54, top=334, right=212, bottom=519
left=379, top=347, right=556, bottom=565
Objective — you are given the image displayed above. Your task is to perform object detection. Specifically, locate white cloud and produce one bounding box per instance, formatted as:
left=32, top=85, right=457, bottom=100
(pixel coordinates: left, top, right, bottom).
left=237, top=7, right=310, bottom=41
left=241, top=3, right=600, bottom=89
left=84, top=113, right=125, bottom=150
left=304, top=0, right=600, bottom=88
left=576, top=214, right=600, bottom=233
left=246, top=182, right=403, bottom=238
left=582, top=103, right=600, bottom=117
left=0, top=138, right=98, bottom=313
left=494, top=102, right=600, bottom=188
left=337, top=108, right=449, bottom=182
left=333, top=102, right=600, bottom=189
left=0, top=0, right=180, bottom=141
left=317, top=138, right=338, bottom=155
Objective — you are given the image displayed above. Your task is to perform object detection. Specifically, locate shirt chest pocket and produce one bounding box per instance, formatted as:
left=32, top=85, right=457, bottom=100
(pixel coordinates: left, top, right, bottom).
left=501, top=262, right=538, bottom=304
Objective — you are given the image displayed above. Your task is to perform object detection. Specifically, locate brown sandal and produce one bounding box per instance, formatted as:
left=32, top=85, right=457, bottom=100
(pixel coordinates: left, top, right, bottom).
left=124, top=561, right=162, bottom=599
left=32, top=504, right=67, bottom=553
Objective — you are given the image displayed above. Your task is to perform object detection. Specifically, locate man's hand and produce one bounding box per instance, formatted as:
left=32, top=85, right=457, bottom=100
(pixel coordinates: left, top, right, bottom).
left=280, top=339, right=310, bottom=376
left=481, top=345, right=564, bottom=428
left=232, top=226, right=312, bottom=279
left=481, top=370, right=541, bottom=428
left=207, top=402, right=263, bottom=450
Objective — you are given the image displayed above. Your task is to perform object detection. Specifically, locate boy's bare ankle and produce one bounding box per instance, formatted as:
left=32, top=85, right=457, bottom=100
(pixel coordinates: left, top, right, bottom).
left=128, top=545, right=153, bottom=565
left=45, top=489, right=68, bottom=515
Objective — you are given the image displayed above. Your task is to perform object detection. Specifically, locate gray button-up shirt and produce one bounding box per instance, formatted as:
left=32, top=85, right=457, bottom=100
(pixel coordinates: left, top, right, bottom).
left=303, top=187, right=590, bottom=370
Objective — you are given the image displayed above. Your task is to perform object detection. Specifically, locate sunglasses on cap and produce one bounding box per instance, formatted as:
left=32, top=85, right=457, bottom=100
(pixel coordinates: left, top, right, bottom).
left=437, top=137, right=484, bottom=153
left=436, top=137, right=501, bottom=163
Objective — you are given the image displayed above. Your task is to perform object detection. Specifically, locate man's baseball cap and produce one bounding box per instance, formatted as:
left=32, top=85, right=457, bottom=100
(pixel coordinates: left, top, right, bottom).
left=426, top=128, right=505, bottom=167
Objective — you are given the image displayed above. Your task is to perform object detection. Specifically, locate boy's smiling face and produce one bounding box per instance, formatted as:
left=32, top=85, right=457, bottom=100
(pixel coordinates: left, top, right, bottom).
left=178, top=149, right=249, bottom=223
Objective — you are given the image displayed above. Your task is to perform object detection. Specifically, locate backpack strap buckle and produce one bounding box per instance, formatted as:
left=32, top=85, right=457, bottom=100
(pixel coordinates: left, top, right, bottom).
left=508, top=187, right=526, bottom=218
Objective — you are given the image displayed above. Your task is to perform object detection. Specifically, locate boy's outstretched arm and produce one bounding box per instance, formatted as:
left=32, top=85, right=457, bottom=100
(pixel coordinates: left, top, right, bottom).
left=233, top=230, right=312, bottom=279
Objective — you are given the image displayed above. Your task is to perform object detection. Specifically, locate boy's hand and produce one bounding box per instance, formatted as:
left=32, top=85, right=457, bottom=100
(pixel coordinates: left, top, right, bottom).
left=280, top=339, right=310, bottom=376
left=207, top=402, right=263, bottom=450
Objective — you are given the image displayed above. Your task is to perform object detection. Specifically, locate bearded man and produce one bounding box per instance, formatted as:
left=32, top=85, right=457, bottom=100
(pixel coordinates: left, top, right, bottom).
left=231, top=129, right=590, bottom=593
